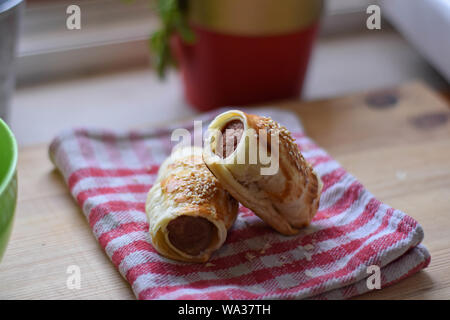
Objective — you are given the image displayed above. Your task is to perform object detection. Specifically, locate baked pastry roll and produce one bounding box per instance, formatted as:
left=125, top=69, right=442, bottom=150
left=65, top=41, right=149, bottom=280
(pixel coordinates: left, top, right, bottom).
left=203, top=110, right=322, bottom=236
left=146, top=146, right=238, bottom=263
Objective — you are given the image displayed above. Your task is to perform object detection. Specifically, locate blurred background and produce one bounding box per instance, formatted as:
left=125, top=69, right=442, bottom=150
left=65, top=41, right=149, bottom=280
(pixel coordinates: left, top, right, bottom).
left=2, top=0, right=449, bottom=146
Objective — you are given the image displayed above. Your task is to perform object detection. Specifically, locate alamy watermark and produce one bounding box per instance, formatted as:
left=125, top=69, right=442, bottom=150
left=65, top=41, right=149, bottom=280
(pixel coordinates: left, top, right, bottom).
left=366, top=265, right=381, bottom=290
left=66, top=4, right=382, bottom=31
left=367, top=4, right=381, bottom=30
left=66, top=265, right=81, bottom=290
left=66, top=5, right=81, bottom=30
left=67, top=4, right=381, bottom=31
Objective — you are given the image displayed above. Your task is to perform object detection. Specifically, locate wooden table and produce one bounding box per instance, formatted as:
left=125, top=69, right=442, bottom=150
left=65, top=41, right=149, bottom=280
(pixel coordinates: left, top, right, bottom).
left=1, top=82, right=449, bottom=299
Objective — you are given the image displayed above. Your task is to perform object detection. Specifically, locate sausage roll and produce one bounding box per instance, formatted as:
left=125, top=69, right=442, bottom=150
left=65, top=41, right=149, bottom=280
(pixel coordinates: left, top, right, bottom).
left=146, top=146, right=238, bottom=263
left=203, top=110, right=322, bottom=236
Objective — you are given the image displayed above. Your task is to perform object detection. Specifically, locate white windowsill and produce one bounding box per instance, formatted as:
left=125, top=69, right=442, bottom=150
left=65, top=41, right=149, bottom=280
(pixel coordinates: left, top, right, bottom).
left=17, top=0, right=377, bottom=85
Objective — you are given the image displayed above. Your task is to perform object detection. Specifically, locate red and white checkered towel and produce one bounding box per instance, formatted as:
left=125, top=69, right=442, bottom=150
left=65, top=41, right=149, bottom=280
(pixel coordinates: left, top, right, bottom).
left=49, top=108, right=430, bottom=300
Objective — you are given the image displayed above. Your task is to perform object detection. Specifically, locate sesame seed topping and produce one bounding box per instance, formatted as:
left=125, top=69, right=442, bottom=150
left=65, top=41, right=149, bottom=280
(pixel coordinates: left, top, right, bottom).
left=257, top=116, right=306, bottom=171
left=164, top=155, right=219, bottom=205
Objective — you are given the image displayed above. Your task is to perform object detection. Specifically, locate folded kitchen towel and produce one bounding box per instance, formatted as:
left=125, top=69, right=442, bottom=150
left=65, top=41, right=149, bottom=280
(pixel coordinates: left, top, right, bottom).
left=49, top=108, right=430, bottom=300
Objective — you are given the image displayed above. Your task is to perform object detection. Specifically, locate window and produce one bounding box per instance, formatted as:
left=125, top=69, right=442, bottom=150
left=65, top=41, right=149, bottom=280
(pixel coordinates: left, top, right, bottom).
left=18, top=0, right=376, bottom=85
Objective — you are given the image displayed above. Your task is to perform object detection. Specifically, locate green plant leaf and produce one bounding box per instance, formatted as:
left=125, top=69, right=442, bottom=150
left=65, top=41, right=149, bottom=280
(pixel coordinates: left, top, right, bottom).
left=147, top=0, right=194, bottom=78
left=173, top=11, right=195, bottom=43
left=150, top=29, right=172, bottom=78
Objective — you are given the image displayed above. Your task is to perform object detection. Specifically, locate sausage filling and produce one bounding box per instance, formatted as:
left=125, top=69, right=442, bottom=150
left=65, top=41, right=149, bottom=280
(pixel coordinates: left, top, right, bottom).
left=167, top=216, right=215, bottom=256
left=216, top=120, right=244, bottom=158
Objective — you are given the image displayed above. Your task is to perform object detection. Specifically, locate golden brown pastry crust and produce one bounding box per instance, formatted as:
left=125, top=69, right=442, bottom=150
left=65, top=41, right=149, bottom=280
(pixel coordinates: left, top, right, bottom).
left=146, top=146, right=238, bottom=263
left=203, top=110, right=322, bottom=235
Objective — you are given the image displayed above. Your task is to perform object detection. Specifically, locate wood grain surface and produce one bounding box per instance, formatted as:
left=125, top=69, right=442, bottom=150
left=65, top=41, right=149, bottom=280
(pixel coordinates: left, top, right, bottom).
left=0, top=81, right=449, bottom=299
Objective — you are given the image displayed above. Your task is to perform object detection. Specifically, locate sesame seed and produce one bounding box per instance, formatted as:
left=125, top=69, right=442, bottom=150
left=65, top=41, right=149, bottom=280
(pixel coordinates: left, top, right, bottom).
left=245, top=253, right=256, bottom=261
left=163, top=155, right=221, bottom=204
left=260, top=242, right=271, bottom=254
left=257, top=116, right=306, bottom=171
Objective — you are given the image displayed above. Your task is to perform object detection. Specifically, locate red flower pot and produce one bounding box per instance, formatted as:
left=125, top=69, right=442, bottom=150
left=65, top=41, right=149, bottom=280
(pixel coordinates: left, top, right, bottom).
left=171, top=0, right=323, bottom=111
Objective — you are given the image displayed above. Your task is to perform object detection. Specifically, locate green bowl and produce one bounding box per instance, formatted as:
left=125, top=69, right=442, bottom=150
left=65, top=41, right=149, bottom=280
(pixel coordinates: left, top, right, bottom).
left=0, top=118, right=17, bottom=263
